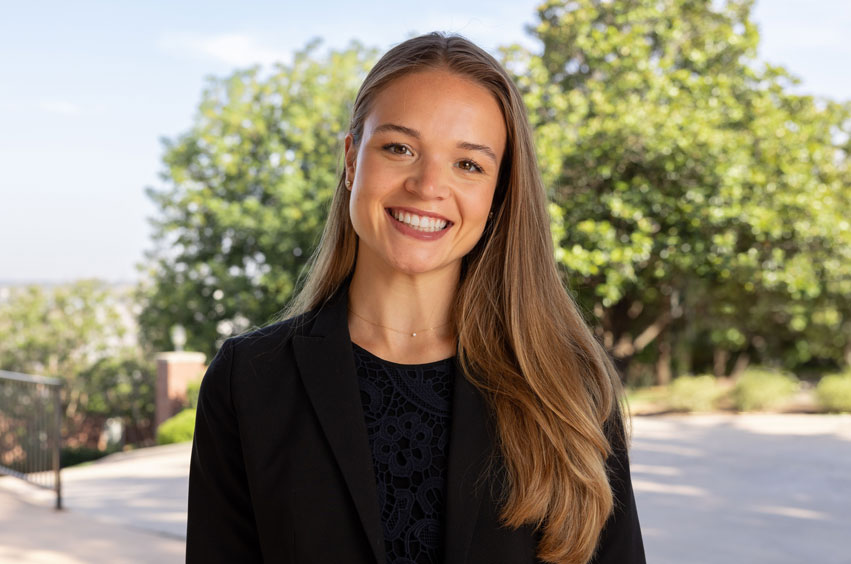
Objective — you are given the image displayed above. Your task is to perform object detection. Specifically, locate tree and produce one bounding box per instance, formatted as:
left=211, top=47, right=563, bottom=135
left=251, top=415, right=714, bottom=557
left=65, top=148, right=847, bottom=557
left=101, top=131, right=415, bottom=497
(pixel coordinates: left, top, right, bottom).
left=76, top=353, right=156, bottom=444
left=0, top=281, right=125, bottom=382
left=138, top=40, right=377, bottom=358
left=506, top=0, right=851, bottom=381
left=0, top=280, right=147, bottom=444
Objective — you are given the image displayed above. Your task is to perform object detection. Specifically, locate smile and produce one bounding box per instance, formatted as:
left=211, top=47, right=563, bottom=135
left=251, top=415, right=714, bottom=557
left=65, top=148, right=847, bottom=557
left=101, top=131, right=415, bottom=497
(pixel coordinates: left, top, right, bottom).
left=387, top=208, right=450, bottom=232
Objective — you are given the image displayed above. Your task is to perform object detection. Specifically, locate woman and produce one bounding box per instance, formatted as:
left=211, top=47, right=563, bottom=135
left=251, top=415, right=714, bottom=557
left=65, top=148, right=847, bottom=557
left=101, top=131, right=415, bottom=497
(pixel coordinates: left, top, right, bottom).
left=187, top=33, right=645, bottom=564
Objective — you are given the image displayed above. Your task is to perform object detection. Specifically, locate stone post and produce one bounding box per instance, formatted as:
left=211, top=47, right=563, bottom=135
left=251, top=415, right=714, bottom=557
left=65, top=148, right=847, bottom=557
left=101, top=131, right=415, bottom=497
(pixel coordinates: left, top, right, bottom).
left=155, top=351, right=206, bottom=429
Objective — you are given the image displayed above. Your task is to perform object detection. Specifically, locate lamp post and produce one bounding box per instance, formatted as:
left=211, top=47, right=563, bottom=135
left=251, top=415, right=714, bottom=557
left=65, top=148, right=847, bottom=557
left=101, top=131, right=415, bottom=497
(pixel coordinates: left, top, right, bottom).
left=170, top=324, right=186, bottom=352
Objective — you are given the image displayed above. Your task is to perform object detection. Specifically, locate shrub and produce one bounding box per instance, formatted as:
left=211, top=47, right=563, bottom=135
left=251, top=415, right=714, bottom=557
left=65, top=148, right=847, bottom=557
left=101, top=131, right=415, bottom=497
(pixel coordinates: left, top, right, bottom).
left=667, top=375, right=723, bottom=412
left=624, top=386, right=669, bottom=413
left=60, top=446, right=115, bottom=468
left=816, top=371, right=851, bottom=413
left=186, top=379, right=203, bottom=409
left=156, top=409, right=197, bottom=445
left=731, top=367, right=799, bottom=411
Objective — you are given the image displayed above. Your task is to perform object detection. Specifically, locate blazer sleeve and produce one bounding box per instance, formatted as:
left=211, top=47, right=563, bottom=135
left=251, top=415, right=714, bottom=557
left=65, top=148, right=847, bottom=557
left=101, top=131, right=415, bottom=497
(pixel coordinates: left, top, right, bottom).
left=186, top=338, right=263, bottom=563
left=590, top=415, right=647, bottom=564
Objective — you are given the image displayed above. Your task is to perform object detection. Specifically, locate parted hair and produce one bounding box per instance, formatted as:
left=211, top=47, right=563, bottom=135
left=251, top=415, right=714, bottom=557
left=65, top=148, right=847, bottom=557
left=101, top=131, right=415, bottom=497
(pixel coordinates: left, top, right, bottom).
left=283, top=32, right=627, bottom=564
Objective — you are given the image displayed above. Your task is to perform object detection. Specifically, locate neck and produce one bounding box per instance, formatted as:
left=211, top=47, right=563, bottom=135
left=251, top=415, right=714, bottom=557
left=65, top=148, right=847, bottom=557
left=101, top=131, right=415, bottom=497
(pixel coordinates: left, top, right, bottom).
left=347, top=253, right=459, bottom=364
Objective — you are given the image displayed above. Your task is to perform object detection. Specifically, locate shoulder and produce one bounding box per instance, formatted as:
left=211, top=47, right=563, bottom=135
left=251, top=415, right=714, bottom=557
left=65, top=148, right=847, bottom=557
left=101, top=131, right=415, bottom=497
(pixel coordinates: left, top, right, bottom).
left=201, top=308, right=325, bottom=393
left=224, top=308, right=322, bottom=363
left=199, top=308, right=329, bottom=412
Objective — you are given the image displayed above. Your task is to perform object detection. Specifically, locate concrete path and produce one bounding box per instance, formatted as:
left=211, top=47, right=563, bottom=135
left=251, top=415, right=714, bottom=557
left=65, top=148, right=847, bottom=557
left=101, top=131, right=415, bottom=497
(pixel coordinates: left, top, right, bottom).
left=0, top=442, right=189, bottom=564
left=631, top=414, right=851, bottom=564
left=0, top=488, right=183, bottom=564
left=1, top=414, right=849, bottom=563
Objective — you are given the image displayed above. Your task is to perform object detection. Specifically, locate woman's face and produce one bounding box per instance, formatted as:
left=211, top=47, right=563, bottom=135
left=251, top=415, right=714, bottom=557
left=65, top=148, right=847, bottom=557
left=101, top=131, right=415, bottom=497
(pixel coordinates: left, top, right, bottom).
left=345, top=68, right=507, bottom=279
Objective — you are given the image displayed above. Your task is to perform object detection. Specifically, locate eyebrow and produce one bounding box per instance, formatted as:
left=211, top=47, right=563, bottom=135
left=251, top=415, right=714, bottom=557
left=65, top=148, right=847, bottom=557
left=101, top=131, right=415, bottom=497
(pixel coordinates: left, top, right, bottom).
left=373, top=122, right=498, bottom=165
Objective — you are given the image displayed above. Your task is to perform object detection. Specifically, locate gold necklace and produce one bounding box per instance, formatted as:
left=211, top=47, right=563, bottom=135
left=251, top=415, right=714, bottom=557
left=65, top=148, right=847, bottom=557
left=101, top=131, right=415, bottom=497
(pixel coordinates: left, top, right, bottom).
left=348, top=307, right=451, bottom=337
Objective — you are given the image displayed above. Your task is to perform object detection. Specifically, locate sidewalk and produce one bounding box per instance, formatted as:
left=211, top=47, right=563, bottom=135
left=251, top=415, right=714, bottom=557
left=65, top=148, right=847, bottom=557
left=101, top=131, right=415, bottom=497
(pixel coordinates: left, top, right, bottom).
left=0, top=488, right=183, bottom=564
left=631, top=414, right=851, bottom=564
left=0, top=442, right=190, bottom=564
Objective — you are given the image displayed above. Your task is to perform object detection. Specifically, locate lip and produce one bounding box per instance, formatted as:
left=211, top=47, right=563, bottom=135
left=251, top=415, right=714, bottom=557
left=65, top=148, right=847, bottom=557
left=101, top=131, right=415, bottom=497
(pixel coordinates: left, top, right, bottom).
left=385, top=208, right=452, bottom=241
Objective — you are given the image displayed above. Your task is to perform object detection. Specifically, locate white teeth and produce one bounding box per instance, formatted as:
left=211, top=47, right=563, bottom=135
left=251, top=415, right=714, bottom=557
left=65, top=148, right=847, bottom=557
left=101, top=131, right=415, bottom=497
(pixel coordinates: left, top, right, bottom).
left=391, top=209, right=448, bottom=232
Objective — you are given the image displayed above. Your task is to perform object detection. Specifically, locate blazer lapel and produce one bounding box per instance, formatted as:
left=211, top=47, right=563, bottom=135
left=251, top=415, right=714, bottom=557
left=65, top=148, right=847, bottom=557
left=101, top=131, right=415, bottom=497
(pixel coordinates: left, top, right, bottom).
left=444, top=357, right=491, bottom=564
left=292, top=287, right=386, bottom=564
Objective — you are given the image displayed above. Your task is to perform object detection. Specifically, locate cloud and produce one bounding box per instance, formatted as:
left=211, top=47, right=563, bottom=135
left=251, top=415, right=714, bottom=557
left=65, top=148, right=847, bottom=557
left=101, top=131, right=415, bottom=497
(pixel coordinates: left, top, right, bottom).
left=157, top=32, right=292, bottom=67
left=39, top=100, right=82, bottom=116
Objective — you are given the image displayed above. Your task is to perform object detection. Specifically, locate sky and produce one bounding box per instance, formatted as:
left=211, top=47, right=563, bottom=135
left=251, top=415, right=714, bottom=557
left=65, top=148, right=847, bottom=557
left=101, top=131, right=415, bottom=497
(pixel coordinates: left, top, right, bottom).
left=0, top=0, right=849, bottom=284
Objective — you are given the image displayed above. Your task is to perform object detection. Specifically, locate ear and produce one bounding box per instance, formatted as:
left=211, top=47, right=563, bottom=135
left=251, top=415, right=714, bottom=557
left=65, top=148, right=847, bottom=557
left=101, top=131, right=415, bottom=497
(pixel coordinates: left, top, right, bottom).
left=344, top=133, right=357, bottom=191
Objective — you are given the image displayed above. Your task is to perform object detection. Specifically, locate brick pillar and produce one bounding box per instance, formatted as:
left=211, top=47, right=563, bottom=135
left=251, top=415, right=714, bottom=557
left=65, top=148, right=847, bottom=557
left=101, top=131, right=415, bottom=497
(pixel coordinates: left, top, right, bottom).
left=155, top=352, right=206, bottom=428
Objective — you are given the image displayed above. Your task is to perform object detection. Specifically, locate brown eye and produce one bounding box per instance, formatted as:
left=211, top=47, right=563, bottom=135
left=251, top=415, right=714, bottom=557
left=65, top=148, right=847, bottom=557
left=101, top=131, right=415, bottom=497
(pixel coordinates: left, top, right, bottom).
left=458, top=159, right=484, bottom=173
left=384, top=143, right=412, bottom=156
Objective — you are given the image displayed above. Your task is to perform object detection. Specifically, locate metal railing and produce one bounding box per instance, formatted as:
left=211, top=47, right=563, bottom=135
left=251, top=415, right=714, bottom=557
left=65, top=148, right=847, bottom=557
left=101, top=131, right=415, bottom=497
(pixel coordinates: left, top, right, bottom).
left=0, top=370, right=63, bottom=509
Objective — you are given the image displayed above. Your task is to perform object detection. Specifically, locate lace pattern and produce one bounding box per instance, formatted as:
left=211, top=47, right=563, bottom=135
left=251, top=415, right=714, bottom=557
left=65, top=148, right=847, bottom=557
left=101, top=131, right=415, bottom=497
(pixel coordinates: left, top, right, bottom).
left=353, top=343, right=455, bottom=564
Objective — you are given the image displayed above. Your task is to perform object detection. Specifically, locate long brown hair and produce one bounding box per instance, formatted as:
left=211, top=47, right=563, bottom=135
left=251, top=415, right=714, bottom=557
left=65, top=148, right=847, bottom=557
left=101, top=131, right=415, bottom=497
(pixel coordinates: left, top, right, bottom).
left=284, top=32, right=626, bottom=564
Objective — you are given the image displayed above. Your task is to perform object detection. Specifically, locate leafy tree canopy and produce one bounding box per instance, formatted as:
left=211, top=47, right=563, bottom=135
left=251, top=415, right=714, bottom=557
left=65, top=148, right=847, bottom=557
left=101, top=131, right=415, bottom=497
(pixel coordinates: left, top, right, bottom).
left=504, top=0, right=851, bottom=376
left=0, top=280, right=125, bottom=379
left=0, top=280, right=151, bottom=442
left=138, top=41, right=377, bottom=358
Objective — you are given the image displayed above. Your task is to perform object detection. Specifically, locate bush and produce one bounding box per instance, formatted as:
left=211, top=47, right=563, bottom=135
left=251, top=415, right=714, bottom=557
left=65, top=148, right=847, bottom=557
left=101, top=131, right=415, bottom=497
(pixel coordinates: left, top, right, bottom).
left=816, top=371, right=851, bottom=413
left=156, top=409, right=197, bottom=445
left=667, top=375, right=723, bottom=412
left=731, top=368, right=799, bottom=411
left=186, top=379, right=203, bottom=409
left=61, top=446, right=117, bottom=468
left=624, top=386, right=669, bottom=413
left=76, top=352, right=157, bottom=445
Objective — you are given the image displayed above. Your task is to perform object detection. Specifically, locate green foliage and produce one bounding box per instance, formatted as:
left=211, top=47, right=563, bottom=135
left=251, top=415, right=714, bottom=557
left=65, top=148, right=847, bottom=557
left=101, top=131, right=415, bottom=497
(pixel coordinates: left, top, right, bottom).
left=138, top=40, right=378, bottom=359
left=624, top=385, right=670, bottom=414
left=667, top=375, right=724, bottom=412
left=504, top=0, right=851, bottom=377
left=76, top=353, right=156, bottom=443
left=0, top=281, right=144, bottom=443
left=815, top=371, right=851, bottom=413
left=731, top=367, right=799, bottom=411
left=186, top=379, right=202, bottom=409
left=156, top=409, right=197, bottom=445
left=60, top=445, right=117, bottom=468
left=0, top=281, right=127, bottom=380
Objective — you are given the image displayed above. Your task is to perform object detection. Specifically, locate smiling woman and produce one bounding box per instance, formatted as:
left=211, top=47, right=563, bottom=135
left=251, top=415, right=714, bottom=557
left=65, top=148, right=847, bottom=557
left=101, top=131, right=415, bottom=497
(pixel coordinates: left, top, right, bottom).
left=186, top=32, right=646, bottom=564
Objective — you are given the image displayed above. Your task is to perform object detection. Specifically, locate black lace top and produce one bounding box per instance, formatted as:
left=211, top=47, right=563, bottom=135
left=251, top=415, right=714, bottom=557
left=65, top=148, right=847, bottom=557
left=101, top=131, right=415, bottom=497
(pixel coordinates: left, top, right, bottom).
left=352, top=343, right=455, bottom=564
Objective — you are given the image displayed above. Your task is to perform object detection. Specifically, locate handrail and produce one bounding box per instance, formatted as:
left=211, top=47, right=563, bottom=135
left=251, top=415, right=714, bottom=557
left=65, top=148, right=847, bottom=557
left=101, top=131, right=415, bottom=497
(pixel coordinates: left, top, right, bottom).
left=0, top=370, right=63, bottom=509
left=0, top=369, right=62, bottom=386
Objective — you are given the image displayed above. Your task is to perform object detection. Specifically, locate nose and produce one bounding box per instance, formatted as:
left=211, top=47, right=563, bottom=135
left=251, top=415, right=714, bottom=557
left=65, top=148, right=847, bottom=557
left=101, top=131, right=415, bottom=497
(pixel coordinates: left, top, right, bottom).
left=404, top=156, right=449, bottom=200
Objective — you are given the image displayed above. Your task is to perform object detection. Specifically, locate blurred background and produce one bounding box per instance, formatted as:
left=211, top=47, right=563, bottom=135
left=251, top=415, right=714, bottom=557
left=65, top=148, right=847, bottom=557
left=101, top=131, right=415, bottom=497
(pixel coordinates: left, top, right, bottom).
left=1, top=1, right=850, bottom=563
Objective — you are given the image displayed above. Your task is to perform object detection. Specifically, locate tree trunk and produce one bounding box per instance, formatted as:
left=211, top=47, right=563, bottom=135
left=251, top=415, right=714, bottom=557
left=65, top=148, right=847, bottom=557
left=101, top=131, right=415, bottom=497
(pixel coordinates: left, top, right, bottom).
left=713, top=348, right=729, bottom=378
left=656, top=329, right=672, bottom=386
left=730, top=351, right=751, bottom=379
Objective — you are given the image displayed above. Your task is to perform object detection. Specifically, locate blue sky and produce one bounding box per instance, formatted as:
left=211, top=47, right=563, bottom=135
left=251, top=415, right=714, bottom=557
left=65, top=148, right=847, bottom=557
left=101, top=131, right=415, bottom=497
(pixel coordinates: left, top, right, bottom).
left=1, top=0, right=848, bottom=283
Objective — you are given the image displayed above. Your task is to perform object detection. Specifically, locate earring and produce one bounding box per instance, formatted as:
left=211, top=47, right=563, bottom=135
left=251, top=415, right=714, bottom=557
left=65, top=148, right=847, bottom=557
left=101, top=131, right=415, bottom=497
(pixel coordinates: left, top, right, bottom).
left=488, top=211, right=494, bottom=219
left=345, top=179, right=352, bottom=188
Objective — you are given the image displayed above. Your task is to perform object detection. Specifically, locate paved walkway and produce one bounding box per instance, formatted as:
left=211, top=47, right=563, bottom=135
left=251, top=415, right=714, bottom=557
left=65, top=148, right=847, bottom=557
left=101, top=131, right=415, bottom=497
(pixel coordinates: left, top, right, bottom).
left=1, top=414, right=849, bottom=563
left=631, top=414, right=851, bottom=564
left=0, top=488, right=183, bottom=564
left=0, top=442, right=189, bottom=564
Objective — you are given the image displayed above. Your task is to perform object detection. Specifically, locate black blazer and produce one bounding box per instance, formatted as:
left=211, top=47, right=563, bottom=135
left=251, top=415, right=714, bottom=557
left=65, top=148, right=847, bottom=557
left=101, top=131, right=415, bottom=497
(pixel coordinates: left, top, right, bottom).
left=186, top=286, right=646, bottom=563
